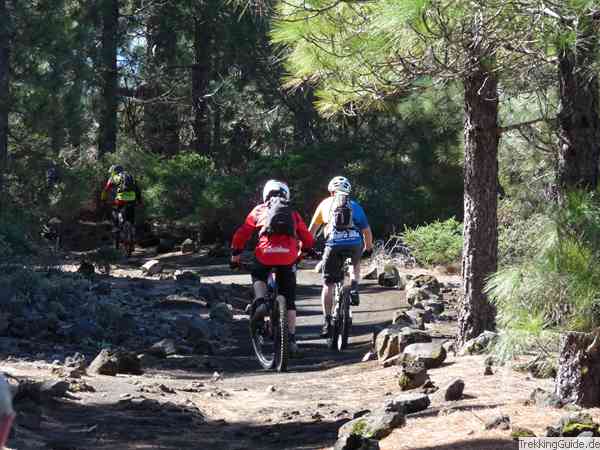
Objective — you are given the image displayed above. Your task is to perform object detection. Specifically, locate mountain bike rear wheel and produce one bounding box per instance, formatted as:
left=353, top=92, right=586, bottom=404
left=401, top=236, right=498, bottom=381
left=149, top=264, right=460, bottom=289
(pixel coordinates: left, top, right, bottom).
left=327, top=285, right=342, bottom=351
left=274, top=295, right=289, bottom=372
left=250, top=295, right=289, bottom=371
left=337, top=288, right=351, bottom=351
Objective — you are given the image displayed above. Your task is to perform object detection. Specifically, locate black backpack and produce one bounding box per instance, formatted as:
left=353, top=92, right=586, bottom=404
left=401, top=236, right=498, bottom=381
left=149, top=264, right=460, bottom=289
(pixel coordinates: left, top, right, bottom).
left=117, top=172, right=136, bottom=193
left=261, top=197, right=296, bottom=237
left=331, top=193, right=354, bottom=230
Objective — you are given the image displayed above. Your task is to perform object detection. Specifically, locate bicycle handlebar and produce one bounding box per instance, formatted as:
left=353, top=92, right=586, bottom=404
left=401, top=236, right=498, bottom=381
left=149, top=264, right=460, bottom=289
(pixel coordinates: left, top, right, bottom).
left=230, top=250, right=318, bottom=272
left=303, top=248, right=321, bottom=260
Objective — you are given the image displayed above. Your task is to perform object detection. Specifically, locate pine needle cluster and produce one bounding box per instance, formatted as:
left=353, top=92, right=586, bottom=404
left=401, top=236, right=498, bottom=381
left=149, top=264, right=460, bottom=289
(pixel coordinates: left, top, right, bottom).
left=488, top=191, right=600, bottom=360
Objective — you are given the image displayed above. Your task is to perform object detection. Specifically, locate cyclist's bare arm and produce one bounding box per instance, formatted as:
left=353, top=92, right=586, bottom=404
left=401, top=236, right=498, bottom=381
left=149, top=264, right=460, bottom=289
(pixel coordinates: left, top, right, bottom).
left=362, top=226, right=373, bottom=252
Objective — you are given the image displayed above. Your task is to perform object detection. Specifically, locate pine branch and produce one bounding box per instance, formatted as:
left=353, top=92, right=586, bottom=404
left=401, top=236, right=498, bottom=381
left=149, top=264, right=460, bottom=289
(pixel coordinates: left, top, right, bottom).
left=498, top=116, right=556, bottom=134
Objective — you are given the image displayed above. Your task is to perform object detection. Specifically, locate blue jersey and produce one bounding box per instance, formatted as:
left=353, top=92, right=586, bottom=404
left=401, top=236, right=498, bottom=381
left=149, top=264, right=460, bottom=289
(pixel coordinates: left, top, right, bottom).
left=309, top=197, right=369, bottom=248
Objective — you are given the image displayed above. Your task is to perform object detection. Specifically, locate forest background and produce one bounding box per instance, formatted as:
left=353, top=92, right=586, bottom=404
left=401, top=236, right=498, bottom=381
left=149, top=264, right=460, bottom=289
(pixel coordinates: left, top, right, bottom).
left=1, top=0, right=600, bottom=353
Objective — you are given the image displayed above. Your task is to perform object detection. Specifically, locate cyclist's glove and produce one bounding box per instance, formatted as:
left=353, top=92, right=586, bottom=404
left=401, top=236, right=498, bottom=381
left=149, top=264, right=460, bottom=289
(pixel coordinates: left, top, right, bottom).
left=362, top=249, right=373, bottom=258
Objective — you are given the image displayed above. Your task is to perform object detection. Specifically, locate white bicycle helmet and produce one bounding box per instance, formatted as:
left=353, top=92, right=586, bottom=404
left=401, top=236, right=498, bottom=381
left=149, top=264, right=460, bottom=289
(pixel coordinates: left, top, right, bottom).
left=327, top=176, right=351, bottom=194
left=262, top=179, right=290, bottom=202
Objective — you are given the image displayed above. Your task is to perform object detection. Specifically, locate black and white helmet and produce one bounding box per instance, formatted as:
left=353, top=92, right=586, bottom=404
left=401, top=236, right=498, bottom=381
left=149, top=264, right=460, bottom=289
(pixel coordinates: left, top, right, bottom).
left=262, top=179, right=290, bottom=202
left=109, top=165, right=124, bottom=176
left=328, top=176, right=351, bottom=194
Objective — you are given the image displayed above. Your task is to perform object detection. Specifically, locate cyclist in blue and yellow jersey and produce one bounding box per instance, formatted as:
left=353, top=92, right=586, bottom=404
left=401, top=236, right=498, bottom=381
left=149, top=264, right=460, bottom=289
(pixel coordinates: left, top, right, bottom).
left=309, top=176, right=373, bottom=337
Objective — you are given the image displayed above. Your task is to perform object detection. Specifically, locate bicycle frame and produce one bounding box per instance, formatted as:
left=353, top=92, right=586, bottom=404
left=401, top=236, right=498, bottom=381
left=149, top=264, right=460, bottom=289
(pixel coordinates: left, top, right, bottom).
left=114, top=206, right=135, bottom=256
left=328, top=256, right=354, bottom=351
left=267, top=271, right=278, bottom=299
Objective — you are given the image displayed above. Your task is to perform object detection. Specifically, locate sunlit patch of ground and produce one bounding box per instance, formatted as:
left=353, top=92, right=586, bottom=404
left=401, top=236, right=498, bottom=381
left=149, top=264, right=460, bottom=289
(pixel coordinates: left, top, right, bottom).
left=379, top=354, right=590, bottom=450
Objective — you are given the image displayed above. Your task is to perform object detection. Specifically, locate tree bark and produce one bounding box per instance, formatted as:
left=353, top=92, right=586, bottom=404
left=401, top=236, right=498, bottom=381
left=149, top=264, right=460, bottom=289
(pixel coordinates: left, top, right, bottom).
left=457, top=59, right=499, bottom=347
left=556, top=16, right=600, bottom=195
left=144, top=4, right=180, bottom=156
left=192, top=17, right=212, bottom=155
left=213, top=99, right=221, bottom=149
left=98, top=0, right=119, bottom=157
left=291, top=86, right=319, bottom=145
left=555, top=331, right=600, bottom=407
left=0, top=0, right=10, bottom=207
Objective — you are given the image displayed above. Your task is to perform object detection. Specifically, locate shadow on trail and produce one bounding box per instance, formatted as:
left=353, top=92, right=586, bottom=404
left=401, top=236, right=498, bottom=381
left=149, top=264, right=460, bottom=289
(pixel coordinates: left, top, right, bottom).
left=408, top=439, right=517, bottom=450
left=9, top=393, right=515, bottom=450
left=3, top=250, right=398, bottom=381
left=10, top=396, right=345, bottom=450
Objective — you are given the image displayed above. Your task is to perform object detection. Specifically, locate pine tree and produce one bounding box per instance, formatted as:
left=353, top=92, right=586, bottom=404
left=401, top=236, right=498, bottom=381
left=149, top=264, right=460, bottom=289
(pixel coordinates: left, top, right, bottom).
left=272, top=0, right=539, bottom=345
left=0, top=0, right=11, bottom=205
left=98, top=0, right=119, bottom=156
left=553, top=5, right=600, bottom=195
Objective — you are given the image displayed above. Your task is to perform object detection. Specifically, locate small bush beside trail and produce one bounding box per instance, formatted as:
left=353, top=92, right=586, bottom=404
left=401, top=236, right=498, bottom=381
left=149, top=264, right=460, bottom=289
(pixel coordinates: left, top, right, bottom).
left=402, top=217, right=463, bottom=266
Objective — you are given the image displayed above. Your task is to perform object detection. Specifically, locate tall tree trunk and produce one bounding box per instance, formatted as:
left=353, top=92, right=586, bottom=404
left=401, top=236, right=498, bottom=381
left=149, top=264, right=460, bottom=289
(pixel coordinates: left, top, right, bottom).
left=192, top=17, right=211, bottom=155
left=0, top=0, right=10, bottom=208
left=556, top=17, right=600, bottom=195
left=555, top=331, right=600, bottom=407
left=291, top=87, right=319, bottom=145
left=213, top=99, right=221, bottom=149
left=98, top=0, right=119, bottom=157
left=457, top=60, right=499, bottom=347
left=66, top=77, right=84, bottom=149
left=49, top=93, right=65, bottom=154
left=144, top=4, right=180, bottom=156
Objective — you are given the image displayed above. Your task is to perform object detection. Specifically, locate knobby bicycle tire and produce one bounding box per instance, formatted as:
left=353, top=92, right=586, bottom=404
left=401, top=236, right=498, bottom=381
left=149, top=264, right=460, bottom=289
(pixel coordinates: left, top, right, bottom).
left=274, top=295, right=289, bottom=372
left=327, top=284, right=343, bottom=351
left=117, top=220, right=135, bottom=257
left=337, top=288, right=351, bottom=351
left=249, top=295, right=289, bottom=371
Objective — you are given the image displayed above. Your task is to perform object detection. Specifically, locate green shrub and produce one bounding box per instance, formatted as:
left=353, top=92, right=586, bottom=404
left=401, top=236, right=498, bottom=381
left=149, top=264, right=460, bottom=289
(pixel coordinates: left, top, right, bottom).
left=0, top=207, right=34, bottom=259
left=106, top=149, right=218, bottom=225
left=401, top=217, right=463, bottom=266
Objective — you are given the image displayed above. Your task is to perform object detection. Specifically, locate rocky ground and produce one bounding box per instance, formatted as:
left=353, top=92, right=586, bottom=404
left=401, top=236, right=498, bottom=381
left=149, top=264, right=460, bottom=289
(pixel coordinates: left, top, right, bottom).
left=0, top=237, right=590, bottom=450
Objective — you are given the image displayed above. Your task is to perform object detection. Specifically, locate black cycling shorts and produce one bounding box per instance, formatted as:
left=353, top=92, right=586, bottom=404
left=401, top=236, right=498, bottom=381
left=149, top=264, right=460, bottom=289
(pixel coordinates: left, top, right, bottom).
left=321, top=244, right=362, bottom=284
left=251, top=263, right=297, bottom=311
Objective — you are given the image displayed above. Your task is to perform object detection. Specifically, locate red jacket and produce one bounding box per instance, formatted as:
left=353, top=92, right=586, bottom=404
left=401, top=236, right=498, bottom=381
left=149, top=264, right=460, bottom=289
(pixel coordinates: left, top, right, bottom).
left=232, top=203, right=314, bottom=266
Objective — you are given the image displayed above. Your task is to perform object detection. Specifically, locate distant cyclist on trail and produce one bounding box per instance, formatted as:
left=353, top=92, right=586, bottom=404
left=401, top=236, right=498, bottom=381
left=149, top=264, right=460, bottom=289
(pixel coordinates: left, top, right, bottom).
left=230, top=180, right=314, bottom=355
left=100, top=165, right=142, bottom=242
left=309, top=176, right=373, bottom=337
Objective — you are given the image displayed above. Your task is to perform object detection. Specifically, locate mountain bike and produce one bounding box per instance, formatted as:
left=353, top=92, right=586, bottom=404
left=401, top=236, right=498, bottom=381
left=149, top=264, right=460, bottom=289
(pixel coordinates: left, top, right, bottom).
left=113, top=206, right=135, bottom=257
left=327, top=254, right=354, bottom=352
left=40, top=216, right=62, bottom=253
left=231, top=261, right=289, bottom=372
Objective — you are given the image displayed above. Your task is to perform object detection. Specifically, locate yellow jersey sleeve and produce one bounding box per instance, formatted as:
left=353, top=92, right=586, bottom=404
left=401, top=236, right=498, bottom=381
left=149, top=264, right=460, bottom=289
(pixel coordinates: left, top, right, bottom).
left=309, top=197, right=334, bottom=231
left=309, top=199, right=326, bottom=230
